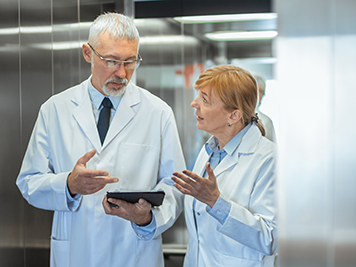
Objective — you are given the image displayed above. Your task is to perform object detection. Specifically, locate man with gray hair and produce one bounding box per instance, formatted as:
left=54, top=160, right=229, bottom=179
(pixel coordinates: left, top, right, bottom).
left=16, top=12, right=185, bottom=267
left=254, top=74, right=277, bottom=143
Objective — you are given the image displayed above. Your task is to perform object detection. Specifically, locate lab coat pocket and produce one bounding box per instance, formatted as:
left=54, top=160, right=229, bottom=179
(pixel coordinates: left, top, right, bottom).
left=219, top=253, right=262, bottom=267
left=216, top=232, right=262, bottom=262
left=50, top=238, right=69, bottom=267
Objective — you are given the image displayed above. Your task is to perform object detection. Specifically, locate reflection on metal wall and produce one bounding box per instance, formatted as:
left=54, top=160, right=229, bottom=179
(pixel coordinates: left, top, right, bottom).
left=275, top=0, right=356, bottom=266
left=0, top=1, right=117, bottom=266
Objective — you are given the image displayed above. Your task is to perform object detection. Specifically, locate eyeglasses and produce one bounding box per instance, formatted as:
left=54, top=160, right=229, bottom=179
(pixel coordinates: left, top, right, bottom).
left=87, top=43, right=142, bottom=70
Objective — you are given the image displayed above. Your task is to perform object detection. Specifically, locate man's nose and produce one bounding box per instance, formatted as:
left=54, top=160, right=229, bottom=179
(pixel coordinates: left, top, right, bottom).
left=114, top=63, right=126, bottom=78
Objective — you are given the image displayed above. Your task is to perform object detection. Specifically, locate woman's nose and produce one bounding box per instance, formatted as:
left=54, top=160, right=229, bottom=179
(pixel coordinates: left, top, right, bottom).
left=191, top=97, right=199, bottom=108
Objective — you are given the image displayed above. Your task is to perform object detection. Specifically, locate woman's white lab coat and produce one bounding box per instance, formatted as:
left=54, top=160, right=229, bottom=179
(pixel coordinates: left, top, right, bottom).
left=183, top=124, right=277, bottom=267
left=16, top=78, right=186, bottom=267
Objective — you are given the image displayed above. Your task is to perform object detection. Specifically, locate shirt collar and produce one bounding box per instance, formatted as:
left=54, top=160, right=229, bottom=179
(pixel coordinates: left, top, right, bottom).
left=88, top=81, right=122, bottom=111
left=205, top=123, right=252, bottom=156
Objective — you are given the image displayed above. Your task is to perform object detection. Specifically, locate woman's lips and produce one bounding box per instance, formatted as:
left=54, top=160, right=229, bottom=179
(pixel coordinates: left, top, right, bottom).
left=196, top=114, right=203, bottom=121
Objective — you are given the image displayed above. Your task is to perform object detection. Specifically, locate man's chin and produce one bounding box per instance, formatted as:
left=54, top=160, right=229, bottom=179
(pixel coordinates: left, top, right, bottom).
left=104, top=86, right=126, bottom=97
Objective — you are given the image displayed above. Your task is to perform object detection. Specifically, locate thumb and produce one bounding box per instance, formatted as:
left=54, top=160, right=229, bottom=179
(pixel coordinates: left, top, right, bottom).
left=78, top=149, right=97, bottom=166
left=205, top=162, right=216, bottom=182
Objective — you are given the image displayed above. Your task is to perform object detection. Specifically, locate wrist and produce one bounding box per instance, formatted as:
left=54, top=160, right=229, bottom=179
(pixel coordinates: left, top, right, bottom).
left=67, top=172, right=77, bottom=197
left=208, top=191, right=220, bottom=208
left=136, top=211, right=152, bottom=226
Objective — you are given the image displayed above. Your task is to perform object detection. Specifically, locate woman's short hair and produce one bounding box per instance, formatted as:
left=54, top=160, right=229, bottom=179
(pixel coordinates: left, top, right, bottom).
left=88, top=12, right=140, bottom=49
left=194, top=65, right=265, bottom=136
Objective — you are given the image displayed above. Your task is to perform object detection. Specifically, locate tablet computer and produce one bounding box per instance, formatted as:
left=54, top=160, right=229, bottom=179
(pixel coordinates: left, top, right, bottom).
left=106, top=190, right=165, bottom=207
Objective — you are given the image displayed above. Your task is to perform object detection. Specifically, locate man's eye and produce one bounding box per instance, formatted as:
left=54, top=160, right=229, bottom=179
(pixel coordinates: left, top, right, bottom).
left=106, top=60, right=118, bottom=68
left=124, top=61, right=135, bottom=67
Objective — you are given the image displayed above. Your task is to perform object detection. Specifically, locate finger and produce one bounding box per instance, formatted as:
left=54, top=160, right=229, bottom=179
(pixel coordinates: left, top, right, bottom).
left=172, top=176, right=194, bottom=192
left=99, top=177, right=119, bottom=185
left=102, top=195, right=113, bottom=213
left=205, top=162, right=216, bottom=182
left=108, top=198, right=128, bottom=208
left=84, top=177, right=119, bottom=192
left=173, top=181, right=192, bottom=195
left=172, top=172, right=196, bottom=185
left=182, top=170, right=204, bottom=182
left=77, top=149, right=97, bottom=166
left=96, top=176, right=119, bottom=183
left=83, top=168, right=110, bottom=178
left=137, top=198, right=152, bottom=211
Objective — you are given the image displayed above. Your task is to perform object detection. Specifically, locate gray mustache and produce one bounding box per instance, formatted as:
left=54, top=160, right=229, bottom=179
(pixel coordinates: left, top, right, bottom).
left=105, top=78, right=128, bottom=86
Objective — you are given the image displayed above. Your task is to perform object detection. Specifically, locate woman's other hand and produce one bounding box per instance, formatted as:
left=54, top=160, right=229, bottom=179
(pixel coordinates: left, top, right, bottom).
left=172, top=162, right=220, bottom=208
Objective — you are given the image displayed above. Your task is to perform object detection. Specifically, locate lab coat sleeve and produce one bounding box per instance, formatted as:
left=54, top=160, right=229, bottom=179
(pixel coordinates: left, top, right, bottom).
left=136, top=110, right=185, bottom=240
left=217, top=155, right=277, bottom=255
left=16, top=105, right=81, bottom=212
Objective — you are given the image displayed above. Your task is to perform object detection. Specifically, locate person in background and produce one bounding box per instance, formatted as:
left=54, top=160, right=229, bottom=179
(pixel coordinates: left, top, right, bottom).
left=254, top=74, right=277, bottom=143
left=172, top=65, right=277, bottom=267
left=16, top=12, right=185, bottom=267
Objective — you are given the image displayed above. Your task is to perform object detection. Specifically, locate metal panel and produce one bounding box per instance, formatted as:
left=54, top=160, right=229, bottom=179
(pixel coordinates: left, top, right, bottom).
left=53, top=2, right=81, bottom=94
left=19, top=1, right=54, bottom=266
left=275, top=0, right=356, bottom=266
left=0, top=0, right=24, bottom=265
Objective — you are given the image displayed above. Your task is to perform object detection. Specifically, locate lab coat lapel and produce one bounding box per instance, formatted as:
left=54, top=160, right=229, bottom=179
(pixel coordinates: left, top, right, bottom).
left=213, top=124, right=261, bottom=177
left=213, top=154, right=239, bottom=177
left=72, top=80, right=102, bottom=151
left=102, top=83, right=140, bottom=147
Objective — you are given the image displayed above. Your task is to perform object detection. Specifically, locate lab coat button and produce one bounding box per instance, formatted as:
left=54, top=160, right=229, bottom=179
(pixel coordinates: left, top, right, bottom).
left=197, top=212, right=200, bottom=216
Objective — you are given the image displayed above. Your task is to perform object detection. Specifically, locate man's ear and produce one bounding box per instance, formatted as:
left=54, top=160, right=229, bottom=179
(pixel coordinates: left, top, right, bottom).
left=82, top=43, right=92, bottom=63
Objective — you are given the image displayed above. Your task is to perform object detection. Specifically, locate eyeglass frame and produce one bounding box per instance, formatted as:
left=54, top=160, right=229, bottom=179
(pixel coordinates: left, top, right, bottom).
left=87, top=42, right=142, bottom=69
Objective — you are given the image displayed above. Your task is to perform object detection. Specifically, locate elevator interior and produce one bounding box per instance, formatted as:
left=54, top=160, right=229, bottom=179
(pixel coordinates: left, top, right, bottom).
left=2, top=0, right=356, bottom=267
left=0, top=1, right=276, bottom=266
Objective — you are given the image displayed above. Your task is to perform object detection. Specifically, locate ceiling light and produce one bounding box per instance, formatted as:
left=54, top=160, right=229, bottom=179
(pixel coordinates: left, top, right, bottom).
left=231, top=57, right=277, bottom=65
left=174, top=13, right=277, bottom=24
left=205, top=31, right=278, bottom=41
left=140, top=35, right=199, bottom=45
left=0, top=22, right=92, bottom=36
left=30, top=41, right=85, bottom=50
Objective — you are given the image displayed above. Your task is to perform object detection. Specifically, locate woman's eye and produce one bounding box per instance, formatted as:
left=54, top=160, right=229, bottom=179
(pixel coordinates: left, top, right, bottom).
left=203, top=97, right=208, bottom=103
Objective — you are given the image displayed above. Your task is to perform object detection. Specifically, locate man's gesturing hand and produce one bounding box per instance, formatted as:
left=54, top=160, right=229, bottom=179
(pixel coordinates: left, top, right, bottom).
left=67, top=149, right=119, bottom=196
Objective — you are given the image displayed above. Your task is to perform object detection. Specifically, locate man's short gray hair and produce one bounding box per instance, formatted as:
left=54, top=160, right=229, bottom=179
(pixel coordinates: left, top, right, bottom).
left=88, top=12, right=140, bottom=49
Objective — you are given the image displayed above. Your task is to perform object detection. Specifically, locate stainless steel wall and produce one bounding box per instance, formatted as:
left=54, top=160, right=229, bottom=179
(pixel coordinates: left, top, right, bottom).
left=0, top=1, right=197, bottom=265
left=6, top=0, right=356, bottom=266
left=275, top=0, right=356, bottom=266
left=0, top=1, right=120, bottom=266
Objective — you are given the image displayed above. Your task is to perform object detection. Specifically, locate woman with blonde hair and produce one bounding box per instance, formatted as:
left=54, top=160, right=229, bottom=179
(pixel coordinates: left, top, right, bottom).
left=172, top=65, right=277, bottom=267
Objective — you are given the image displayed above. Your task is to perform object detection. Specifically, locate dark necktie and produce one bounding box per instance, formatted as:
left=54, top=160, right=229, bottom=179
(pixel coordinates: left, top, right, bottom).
left=97, top=97, right=113, bottom=145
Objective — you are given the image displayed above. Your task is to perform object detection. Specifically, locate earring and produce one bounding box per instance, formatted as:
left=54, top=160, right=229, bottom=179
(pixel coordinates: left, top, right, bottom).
left=227, top=123, right=231, bottom=127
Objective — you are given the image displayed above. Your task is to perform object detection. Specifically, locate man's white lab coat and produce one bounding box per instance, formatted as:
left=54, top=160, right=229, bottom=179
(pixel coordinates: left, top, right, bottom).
left=16, top=78, right=186, bottom=267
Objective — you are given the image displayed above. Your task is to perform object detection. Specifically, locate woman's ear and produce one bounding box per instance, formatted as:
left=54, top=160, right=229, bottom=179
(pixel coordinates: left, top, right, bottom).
left=82, top=44, right=92, bottom=63
left=230, top=109, right=242, bottom=122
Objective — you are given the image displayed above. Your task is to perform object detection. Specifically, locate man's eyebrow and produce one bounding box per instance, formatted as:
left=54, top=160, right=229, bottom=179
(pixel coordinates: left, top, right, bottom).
left=102, top=54, right=137, bottom=61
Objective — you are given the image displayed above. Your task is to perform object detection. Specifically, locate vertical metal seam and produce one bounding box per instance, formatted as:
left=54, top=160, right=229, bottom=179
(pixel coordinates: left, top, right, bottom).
left=328, top=0, right=336, bottom=266
left=18, top=0, right=26, bottom=265
left=51, top=0, right=54, bottom=96
left=78, top=0, right=81, bottom=83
